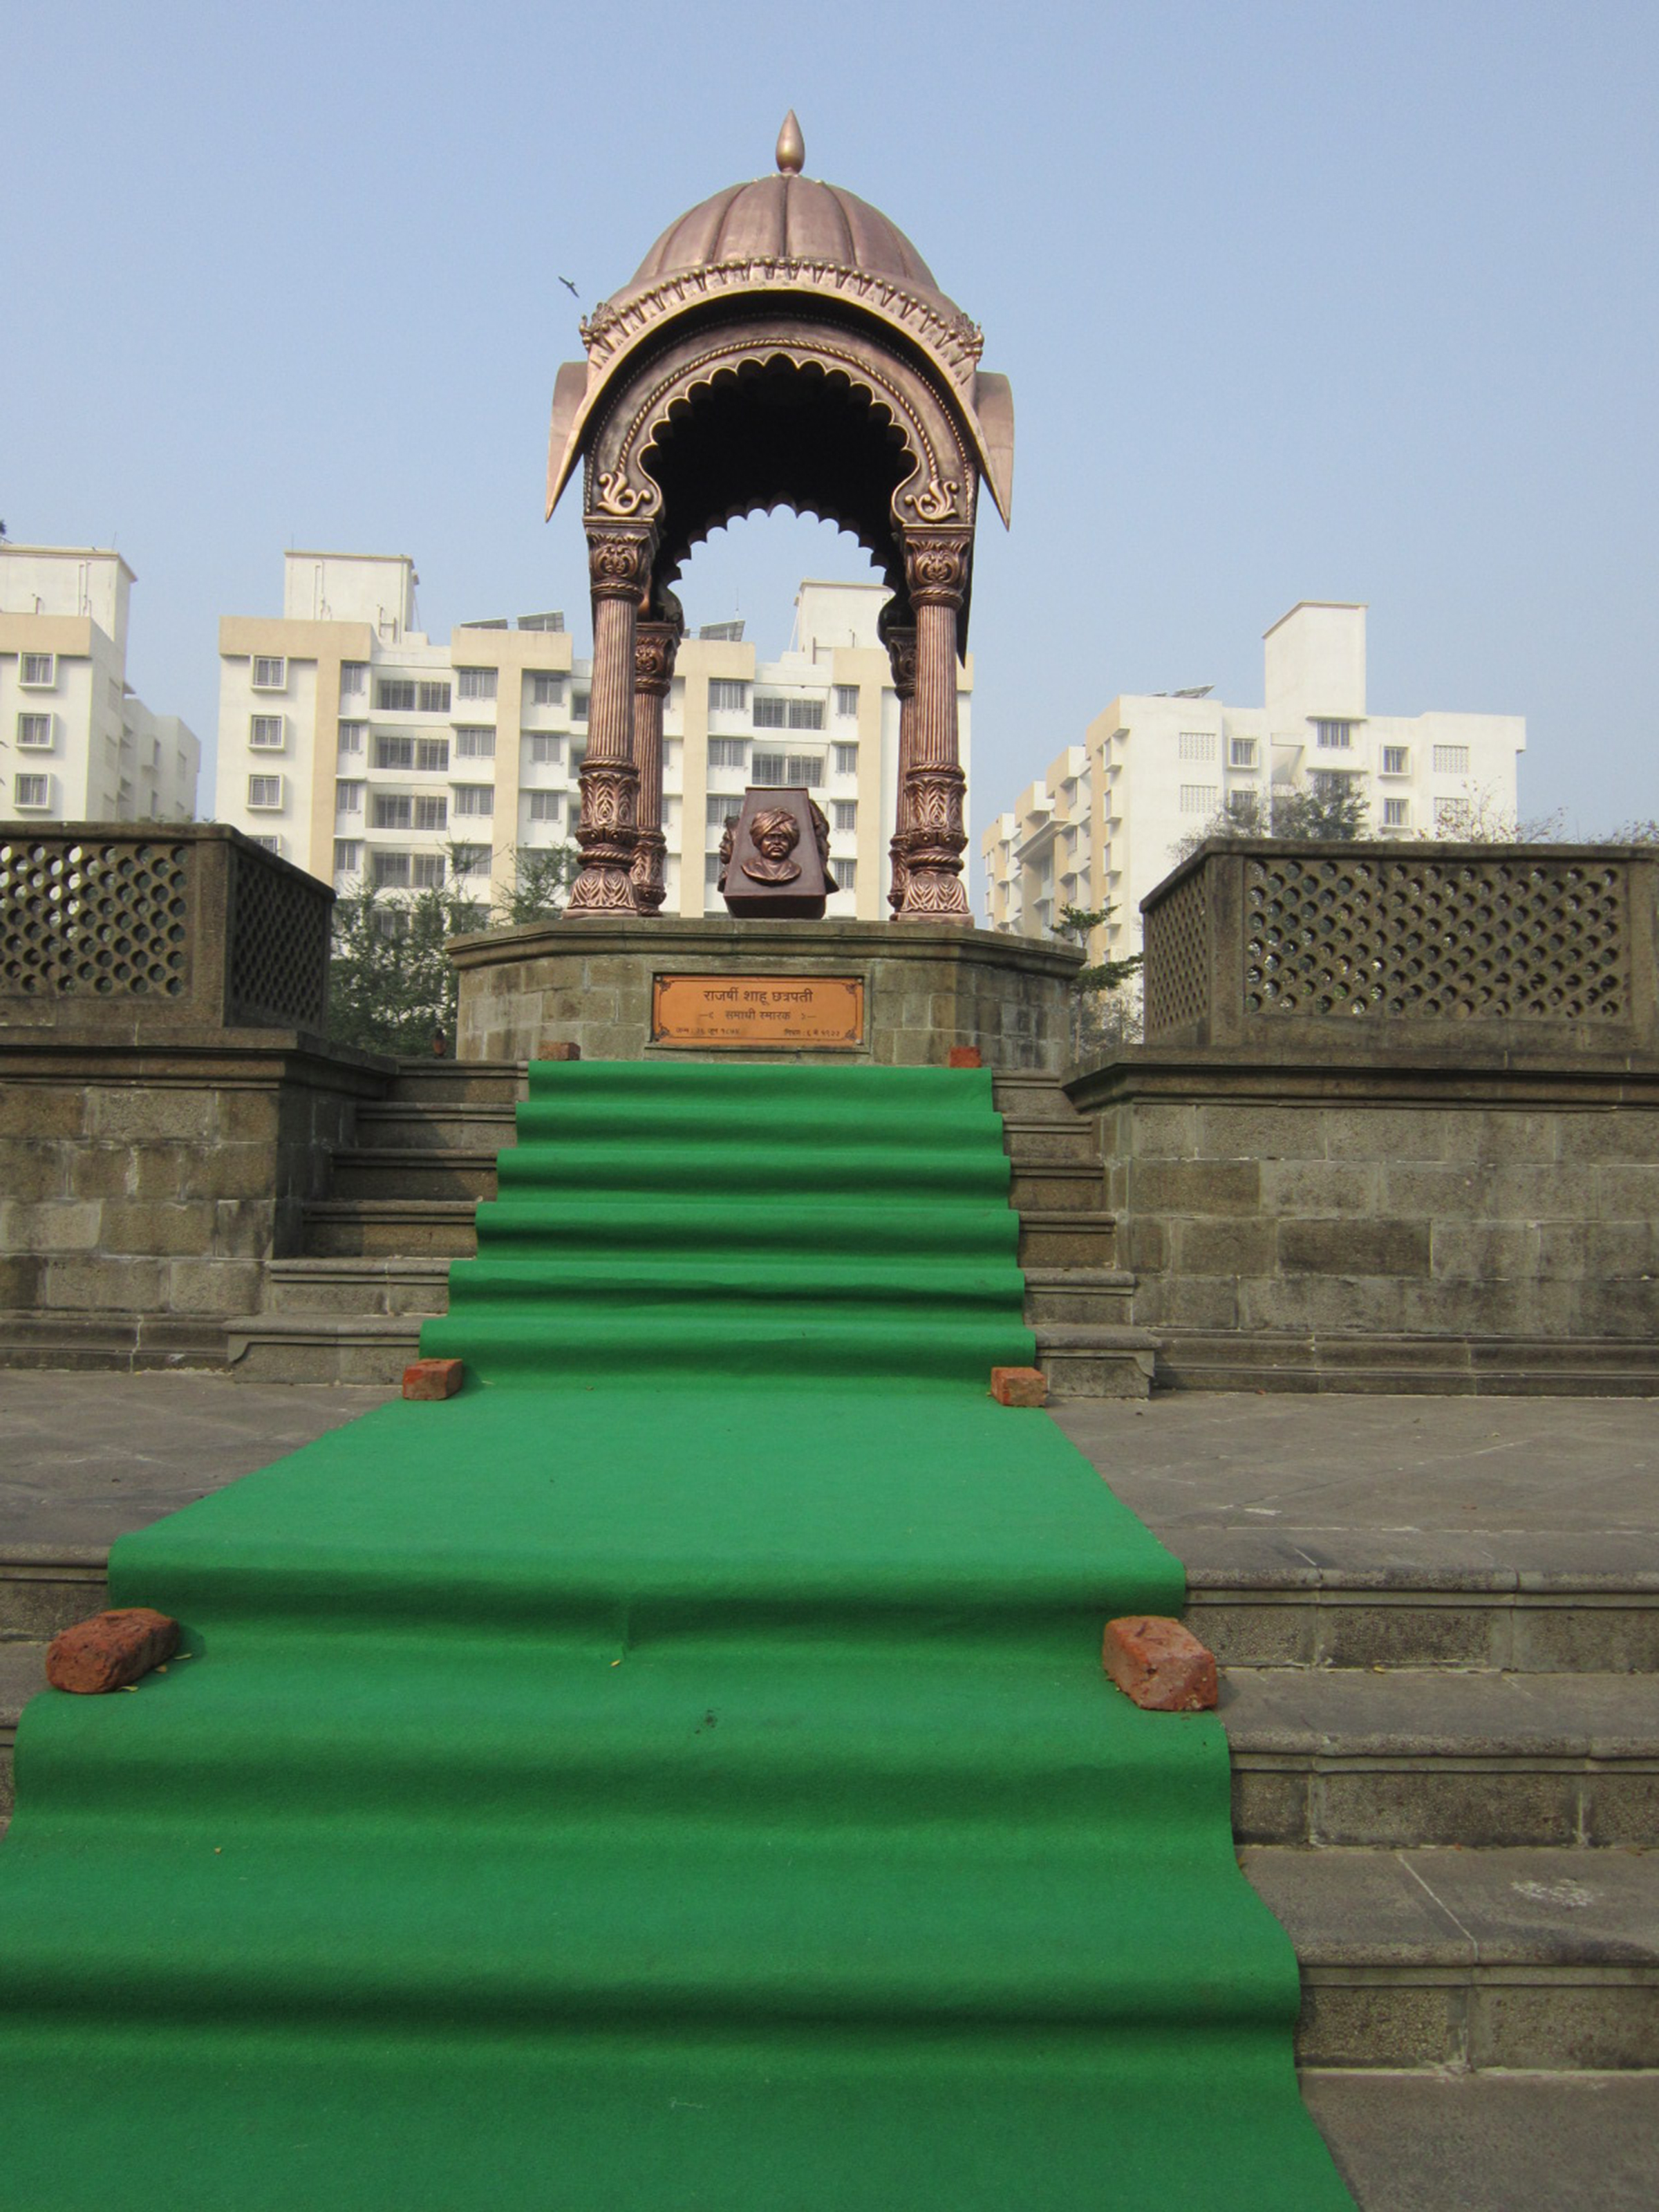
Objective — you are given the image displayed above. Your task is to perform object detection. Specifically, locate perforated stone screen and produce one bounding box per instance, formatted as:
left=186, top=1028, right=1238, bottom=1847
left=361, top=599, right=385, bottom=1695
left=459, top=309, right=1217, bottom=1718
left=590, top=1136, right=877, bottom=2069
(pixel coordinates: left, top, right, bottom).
left=1244, top=854, right=1629, bottom=1022
left=227, top=845, right=331, bottom=1028
left=1143, top=865, right=1210, bottom=1038
left=0, top=837, right=190, bottom=999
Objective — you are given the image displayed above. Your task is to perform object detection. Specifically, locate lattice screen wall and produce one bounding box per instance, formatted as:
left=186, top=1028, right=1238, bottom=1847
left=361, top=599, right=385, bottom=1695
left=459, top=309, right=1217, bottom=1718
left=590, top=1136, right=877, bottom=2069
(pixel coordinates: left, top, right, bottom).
left=227, top=846, right=331, bottom=1028
left=0, top=838, right=191, bottom=999
left=1142, top=866, right=1209, bottom=1038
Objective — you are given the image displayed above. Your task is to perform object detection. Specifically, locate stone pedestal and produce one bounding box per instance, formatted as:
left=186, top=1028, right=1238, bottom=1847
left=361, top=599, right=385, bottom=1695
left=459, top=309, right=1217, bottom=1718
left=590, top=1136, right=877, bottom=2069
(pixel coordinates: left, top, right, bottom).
left=449, top=918, right=1082, bottom=1071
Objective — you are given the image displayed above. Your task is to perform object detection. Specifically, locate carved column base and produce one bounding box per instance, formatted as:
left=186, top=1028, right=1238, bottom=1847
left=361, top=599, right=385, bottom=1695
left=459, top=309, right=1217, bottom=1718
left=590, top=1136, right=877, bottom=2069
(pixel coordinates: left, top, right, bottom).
left=630, top=830, right=668, bottom=913
left=565, top=759, right=643, bottom=915
left=897, top=765, right=970, bottom=924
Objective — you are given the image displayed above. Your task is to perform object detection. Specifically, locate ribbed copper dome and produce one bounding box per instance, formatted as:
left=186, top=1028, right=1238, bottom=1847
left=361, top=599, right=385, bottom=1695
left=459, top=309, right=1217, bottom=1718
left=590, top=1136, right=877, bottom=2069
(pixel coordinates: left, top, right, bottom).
left=615, top=172, right=959, bottom=319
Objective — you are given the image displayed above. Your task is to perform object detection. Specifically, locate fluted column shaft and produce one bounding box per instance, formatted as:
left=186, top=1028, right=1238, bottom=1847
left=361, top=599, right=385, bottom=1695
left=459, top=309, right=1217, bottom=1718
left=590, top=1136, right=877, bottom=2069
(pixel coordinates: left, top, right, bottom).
left=881, top=616, right=918, bottom=914
left=567, top=522, right=653, bottom=915
left=630, top=616, right=679, bottom=915
left=897, top=531, right=971, bottom=922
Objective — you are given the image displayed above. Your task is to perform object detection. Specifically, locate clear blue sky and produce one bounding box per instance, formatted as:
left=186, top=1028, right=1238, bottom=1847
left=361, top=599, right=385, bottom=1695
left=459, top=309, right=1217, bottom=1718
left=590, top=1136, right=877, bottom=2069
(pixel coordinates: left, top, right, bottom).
left=5, top=0, right=1656, bottom=838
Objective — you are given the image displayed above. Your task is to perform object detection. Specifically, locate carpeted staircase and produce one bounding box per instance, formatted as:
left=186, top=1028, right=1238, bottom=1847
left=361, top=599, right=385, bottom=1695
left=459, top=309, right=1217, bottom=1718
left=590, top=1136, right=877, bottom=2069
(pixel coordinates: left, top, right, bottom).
left=0, top=1062, right=1351, bottom=2209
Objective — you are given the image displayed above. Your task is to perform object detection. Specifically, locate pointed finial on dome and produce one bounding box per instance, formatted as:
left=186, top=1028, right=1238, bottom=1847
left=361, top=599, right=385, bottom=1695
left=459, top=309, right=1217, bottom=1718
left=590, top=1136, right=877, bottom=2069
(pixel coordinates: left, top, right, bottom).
left=775, top=111, right=805, bottom=175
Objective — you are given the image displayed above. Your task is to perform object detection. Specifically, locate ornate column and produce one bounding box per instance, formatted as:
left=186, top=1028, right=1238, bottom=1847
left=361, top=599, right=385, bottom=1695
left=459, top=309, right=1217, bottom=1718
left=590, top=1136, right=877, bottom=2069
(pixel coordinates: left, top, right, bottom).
left=567, top=520, right=654, bottom=915
left=629, top=602, right=681, bottom=915
left=897, top=529, right=972, bottom=922
left=878, top=603, right=917, bottom=914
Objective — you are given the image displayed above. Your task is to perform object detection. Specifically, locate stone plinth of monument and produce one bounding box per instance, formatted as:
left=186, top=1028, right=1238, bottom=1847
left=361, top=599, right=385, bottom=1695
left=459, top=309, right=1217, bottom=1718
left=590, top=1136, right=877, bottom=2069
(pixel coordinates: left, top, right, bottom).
left=449, top=916, right=1082, bottom=1071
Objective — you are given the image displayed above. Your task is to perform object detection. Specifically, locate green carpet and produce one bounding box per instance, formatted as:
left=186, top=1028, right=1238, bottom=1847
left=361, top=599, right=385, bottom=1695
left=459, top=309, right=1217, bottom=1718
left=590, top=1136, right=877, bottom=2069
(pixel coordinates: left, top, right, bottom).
left=0, top=1062, right=1352, bottom=2209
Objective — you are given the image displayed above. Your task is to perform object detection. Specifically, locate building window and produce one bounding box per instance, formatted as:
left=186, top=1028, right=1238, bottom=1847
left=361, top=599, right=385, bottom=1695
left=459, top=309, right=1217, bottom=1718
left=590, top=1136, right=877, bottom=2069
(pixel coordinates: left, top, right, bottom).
left=704, top=853, right=723, bottom=886
left=415, top=796, right=448, bottom=832
left=454, top=785, right=494, bottom=817
left=411, top=854, right=446, bottom=888
left=372, top=794, right=413, bottom=830
left=1178, top=731, right=1216, bottom=762
left=250, top=715, right=284, bottom=750
left=339, top=664, right=368, bottom=700
left=572, top=691, right=589, bottom=722
left=706, top=794, right=735, bottom=827
left=708, top=738, right=747, bottom=769
left=789, top=699, right=824, bottom=731
left=528, top=733, right=563, bottom=766
left=16, top=714, right=53, bottom=749
left=1311, top=769, right=1356, bottom=800
left=455, top=727, right=495, bottom=759
left=453, top=845, right=491, bottom=875
left=13, top=773, right=50, bottom=808
left=530, top=673, right=565, bottom=706
left=785, top=753, right=823, bottom=787
left=247, top=775, right=283, bottom=810
left=1435, top=796, right=1473, bottom=833
left=372, top=851, right=411, bottom=888
left=420, top=681, right=451, bottom=713
left=1382, top=746, right=1409, bottom=775
left=375, top=734, right=415, bottom=770
left=1179, top=784, right=1217, bottom=814
left=1433, top=744, right=1470, bottom=776
left=374, top=906, right=410, bottom=939
left=337, top=722, right=365, bottom=757
left=837, top=857, right=857, bottom=890
left=333, top=840, right=362, bottom=874
left=456, top=667, right=496, bottom=701
left=832, top=742, right=859, bottom=777
left=414, top=736, right=449, bottom=773
left=250, top=834, right=283, bottom=855
left=709, top=679, right=749, bottom=713
left=252, top=656, right=286, bottom=690
left=1382, top=798, right=1410, bottom=828
left=377, top=679, right=416, bottom=711
left=834, top=685, right=859, bottom=718
left=753, top=696, right=787, bottom=729
left=833, top=800, right=857, bottom=833
left=1315, top=720, right=1356, bottom=749
left=528, top=792, right=561, bottom=823
left=752, top=751, right=787, bottom=782
left=335, top=780, right=364, bottom=815
left=1228, top=738, right=1257, bottom=769
left=19, top=654, right=55, bottom=688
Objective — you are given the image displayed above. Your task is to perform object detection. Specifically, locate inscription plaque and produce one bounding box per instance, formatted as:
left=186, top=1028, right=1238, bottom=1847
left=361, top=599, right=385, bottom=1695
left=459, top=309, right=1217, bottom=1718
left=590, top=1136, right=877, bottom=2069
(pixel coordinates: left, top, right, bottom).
left=651, top=974, right=864, bottom=1049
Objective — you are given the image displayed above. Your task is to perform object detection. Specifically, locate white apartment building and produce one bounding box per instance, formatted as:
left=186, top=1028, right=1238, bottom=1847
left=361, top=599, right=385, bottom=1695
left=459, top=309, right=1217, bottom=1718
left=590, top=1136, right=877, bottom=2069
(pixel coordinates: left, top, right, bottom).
left=983, top=601, right=1525, bottom=963
left=215, top=555, right=971, bottom=921
left=0, top=545, right=200, bottom=825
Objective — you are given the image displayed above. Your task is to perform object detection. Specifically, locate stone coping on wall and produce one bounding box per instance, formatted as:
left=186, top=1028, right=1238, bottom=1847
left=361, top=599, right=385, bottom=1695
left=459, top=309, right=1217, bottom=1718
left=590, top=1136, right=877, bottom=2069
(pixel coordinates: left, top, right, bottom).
left=448, top=917, right=1083, bottom=1069
left=1065, top=1041, right=1659, bottom=1116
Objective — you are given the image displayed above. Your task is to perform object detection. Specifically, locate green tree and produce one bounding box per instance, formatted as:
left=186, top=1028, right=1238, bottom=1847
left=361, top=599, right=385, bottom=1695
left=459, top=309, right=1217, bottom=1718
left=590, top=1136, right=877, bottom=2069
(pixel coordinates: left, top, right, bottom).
left=1051, top=901, right=1144, bottom=1060
left=325, top=842, right=577, bottom=1056
left=1168, top=778, right=1371, bottom=867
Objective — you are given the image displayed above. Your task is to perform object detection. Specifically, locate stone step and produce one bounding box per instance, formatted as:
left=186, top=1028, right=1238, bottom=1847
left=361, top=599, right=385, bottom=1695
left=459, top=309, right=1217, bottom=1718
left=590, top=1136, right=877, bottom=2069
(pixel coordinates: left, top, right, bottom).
left=1021, top=1268, right=1136, bottom=1325
left=224, top=1312, right=423, bottom=1386
left=991, top=1074, right=1078, bottom=1123
left=1224, top=1666, right=1659, bottom=1848
left=328, top=1147, right=500, bottom=1202
left=1190, top=1571, right=1659, bottom=1675
left=354, top=1102, right=518, bottom=1150
left=0, top=1638, right=46, bottom=1833
left=1015, top=1210, right=1118, bottom=1268
left=1033, top=1324, right=1159, bottom=1400
left=1243, top=1844, right=1659, bottom=2072
left=261, top=1258, right=453, bottom=1318
left=301, top=1199, right=480, bottom=1259
left=998, top=1115, right=1101, bottom=1166
left=387, top=1060, right=527, bottom=1106
left=1152, top=1329, right=1659, bottom=1398
left=0, top=1552, right=107, bottom=1640
left=1006, top=1161, right=1103, bottom=1209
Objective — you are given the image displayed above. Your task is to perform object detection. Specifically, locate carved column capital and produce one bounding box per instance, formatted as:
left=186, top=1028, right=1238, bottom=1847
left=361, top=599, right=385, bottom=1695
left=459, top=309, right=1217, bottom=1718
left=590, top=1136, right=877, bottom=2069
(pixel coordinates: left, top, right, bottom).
left=900, top=529, right=972, bottom=610
left=633, top=619, right=680, bottom=697
left=585, top=521, right=656, bottom=603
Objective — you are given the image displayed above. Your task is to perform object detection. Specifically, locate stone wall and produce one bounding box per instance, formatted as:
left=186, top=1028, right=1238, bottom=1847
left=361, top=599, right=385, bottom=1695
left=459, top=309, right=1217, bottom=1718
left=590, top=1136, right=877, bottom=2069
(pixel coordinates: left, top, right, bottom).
left=0, top=1032, right=388, bottom=1365
left=1067, top=1049, right=1659, bottom=1387
left=451, top=916, right=1082, bottom=1072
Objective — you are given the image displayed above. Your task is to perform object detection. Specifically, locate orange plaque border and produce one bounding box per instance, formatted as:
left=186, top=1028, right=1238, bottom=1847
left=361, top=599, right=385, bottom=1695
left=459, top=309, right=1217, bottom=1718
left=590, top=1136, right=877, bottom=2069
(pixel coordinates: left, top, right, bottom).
left=650, top=973, right=865, bottom=1049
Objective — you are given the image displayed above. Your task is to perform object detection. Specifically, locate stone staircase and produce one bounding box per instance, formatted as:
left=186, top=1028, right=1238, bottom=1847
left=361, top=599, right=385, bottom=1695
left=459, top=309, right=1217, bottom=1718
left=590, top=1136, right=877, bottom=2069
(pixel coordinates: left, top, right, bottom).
left=225, top=1065, right=1161, bottom=1396
left=8, top=1533, right=1652, bottom=2098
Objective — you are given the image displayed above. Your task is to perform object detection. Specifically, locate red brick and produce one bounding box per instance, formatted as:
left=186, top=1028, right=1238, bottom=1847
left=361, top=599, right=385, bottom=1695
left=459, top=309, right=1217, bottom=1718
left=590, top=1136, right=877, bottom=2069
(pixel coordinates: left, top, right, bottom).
left=990, top=1365, right=1048, bottom=1407
left=539, top=1042, right=582, bottom=1062
left=403, top=1356, right=465, bottom=1400
left=48, top=1609, right=180, bottom=1695
left=1103, top=1616, right=1219, bottom=1712
left=947, top=1047, right=984, bottom=1068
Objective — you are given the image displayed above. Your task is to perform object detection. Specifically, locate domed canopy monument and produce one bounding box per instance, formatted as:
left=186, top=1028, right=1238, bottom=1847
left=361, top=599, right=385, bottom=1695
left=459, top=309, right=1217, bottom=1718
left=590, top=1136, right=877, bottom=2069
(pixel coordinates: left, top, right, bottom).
left=545, top=114, right=1015, bottom=923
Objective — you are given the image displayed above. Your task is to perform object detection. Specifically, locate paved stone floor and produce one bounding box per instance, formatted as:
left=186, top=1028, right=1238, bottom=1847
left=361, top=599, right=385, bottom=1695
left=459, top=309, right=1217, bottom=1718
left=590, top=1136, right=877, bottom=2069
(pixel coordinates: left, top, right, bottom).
left=3, top=1371, right=1658, bottom=2206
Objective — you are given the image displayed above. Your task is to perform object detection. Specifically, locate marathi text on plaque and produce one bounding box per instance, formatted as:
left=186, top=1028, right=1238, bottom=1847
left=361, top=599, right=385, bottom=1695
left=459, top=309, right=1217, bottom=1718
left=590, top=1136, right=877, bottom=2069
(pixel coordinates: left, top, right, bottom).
left=650, top=974, right=865, bottom=1049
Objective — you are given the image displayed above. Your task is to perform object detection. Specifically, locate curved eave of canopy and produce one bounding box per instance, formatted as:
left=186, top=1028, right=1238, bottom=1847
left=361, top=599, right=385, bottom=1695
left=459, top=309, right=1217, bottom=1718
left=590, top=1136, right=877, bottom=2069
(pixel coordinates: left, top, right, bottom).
left=544, top=295, right=1014, bottom=532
